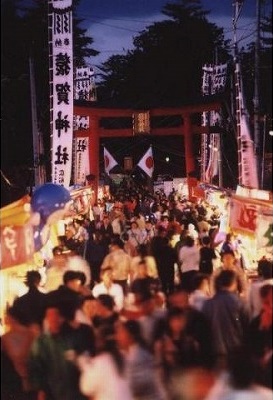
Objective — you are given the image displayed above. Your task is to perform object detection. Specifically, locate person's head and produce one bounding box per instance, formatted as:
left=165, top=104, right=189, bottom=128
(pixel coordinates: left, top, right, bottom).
left=157, top=225, right=167, bottom=237
left=96, top=294, right=115, bottom=316
left=103, top=215, right=110, bottom=224
left=44, top=306, right=64, bottom=335
left=52, top=246, right=64, bottom=257
left=257, top=258, right=273, bottom=280
left=137, top=291, right=156, bottom=315
left=166, top=307, right=187, bottom=336
left=5, top=305, right=28, bottom=327
left=167, top=288, right=189, bottom=310
left=24, top=270, right=41, bottom=289
left=52, top=246, right=67, bottom=266
left=130, top=221, right=138, bottom=230
left=192, top=273, right=210, bottom=294
left=63, top=270, right=85, bottom=292
left=136, top=260, right=149, bottom=278
left=115, top=319, right=146, bottom=350
left=80, top=295, right=98, bottom=319
left=100, top=267, right=114, bottom=287
left=74, top=218, right=83, bottom=228
left=184, top=235, right=195, bottom=247
left=225, top=233, right=233, bottom=242
left=109, top=237, right=124, bottom=251
left=214, top=270, right=238, bottom=293
left=221, top=251, right=236, bottom=269
left=202, top=236, right=211, bottom=247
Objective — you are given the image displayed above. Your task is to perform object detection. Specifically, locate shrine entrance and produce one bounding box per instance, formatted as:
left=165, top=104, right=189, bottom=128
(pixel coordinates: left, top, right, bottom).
left=73, top=101, right=222, bottom=200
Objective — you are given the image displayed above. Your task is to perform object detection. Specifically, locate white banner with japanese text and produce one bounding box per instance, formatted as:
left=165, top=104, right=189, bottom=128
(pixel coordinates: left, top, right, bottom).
left=74, top=137, right=90, bottom=185
left=74, top=67, right=97, bottom=101
left=49, top=0, right=73, bottom=187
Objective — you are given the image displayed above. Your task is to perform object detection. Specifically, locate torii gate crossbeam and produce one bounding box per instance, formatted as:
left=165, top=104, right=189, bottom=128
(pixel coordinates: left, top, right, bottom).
left=74, top=100, right=222, bottom=200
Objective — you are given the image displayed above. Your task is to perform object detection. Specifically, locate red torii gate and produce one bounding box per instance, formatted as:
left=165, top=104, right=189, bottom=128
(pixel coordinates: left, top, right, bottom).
left=74, top=100, right=222, bottom=200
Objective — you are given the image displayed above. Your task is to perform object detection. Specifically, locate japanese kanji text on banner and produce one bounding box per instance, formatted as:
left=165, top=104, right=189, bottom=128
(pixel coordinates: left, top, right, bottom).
left=49, top=0, right=73, bottom=187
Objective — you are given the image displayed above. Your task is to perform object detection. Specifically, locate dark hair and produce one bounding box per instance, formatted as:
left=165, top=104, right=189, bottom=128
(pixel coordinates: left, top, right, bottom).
left=184, top=236, right=195, bottom=247
left=121, top=319, right=148, bottom=349
left=110, top=237, right=124, bottom=249
left=202, top=236, right=211, bottom=246
left=258, top=259, right=272, bottom=280
left=220, top=249, right=235, bottom=259
left=97, top=294, right=115, bottom=310
left=52, top=246, right=64, bottom=256
left=6, top=305, right=28, bottom=326
left=215, top=270, right=237, bottom=292
left=63, top=270, right=84, bottom=285
left=167, top=307, right=186, bottom=320
left=24, top=270, right=41, bottom=288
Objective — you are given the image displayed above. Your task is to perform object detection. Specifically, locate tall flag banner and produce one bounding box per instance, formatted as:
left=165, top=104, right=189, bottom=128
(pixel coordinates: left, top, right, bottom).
left=205, top=134, right=220, bottom=182
left=74, top=137, right=90, bottom=185
left=74, top=66, right=97, bottom=101
left=49, top=0, right=73, bottom=187
left=234, top=60, right=259, bottom=188
left=201, top=63, right=227, bottom=184
left=104, top=147, right=118, bottom=175
left=137, top=146, right=154, bottom=178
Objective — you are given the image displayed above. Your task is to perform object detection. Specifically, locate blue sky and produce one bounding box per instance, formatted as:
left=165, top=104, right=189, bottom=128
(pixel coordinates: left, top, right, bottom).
left=75, top=0, right=271, bottom=68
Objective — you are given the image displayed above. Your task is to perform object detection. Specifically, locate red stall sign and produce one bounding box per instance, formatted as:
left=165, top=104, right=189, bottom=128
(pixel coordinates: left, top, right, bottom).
left=0, top=224, right=35, bottom=269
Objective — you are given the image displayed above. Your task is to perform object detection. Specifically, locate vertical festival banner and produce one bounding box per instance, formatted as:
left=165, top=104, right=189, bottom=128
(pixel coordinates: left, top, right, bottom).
left=49, top=0, right=73, bottom=187
left=74, top=137, right=90, bottom=185
left=201, top=63, right=227, bottom=184
left=234, top=60, right=258, bottom=188
left=74, top=66, right=97, bottom=101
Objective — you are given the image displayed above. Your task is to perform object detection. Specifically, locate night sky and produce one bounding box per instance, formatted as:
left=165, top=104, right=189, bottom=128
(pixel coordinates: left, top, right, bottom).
left=75, top=0, right=264, bottom=66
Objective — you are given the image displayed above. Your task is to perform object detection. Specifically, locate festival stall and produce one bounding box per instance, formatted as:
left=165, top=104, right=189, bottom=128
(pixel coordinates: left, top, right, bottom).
left=229, top=192, right=273, bottom=270
left=0, top=183, right=95, bottom=330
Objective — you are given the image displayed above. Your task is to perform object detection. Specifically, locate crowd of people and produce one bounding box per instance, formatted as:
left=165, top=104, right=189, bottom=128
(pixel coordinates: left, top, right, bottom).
left=1, top=184, right=272, bottom=400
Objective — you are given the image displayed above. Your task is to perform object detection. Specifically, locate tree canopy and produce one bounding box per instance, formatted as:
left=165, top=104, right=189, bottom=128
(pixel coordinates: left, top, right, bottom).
left=98, top=0, right=230, bottom=107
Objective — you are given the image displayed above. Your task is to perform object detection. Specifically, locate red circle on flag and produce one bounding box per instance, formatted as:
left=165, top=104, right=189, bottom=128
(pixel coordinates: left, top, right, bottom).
left=146, top=156, right=154, bottom=169
left=104, top=156, right=109, bottom=167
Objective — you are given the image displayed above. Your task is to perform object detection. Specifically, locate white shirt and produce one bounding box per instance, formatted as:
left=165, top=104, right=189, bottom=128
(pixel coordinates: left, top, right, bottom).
left=92, top=282, right=124, bottom=311
left=79, top=352, right=133, bottom=400
left=179, top=245, right=200, bottom=273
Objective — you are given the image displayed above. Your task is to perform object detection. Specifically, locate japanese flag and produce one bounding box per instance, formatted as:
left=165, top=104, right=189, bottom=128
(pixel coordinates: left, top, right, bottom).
left=137, top=147, right=154, bottom=178
left=104, top=147, right=118, bottom=175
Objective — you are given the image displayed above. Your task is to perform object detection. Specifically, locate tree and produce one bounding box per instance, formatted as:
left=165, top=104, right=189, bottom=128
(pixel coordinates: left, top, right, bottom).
left=98, top=0, right=230, bottom=107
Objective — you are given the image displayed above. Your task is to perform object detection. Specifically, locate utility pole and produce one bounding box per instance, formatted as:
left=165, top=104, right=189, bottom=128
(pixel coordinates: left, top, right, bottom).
left=253, top=0, right=261, bottom=187
left=29, top=55, right=45, bottom=187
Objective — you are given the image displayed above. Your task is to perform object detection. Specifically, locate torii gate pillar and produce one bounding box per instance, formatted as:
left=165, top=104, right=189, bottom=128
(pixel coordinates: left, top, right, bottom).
left=88, top=115, right=100, bottom=202
left=183, top=114, right=195, bottom=175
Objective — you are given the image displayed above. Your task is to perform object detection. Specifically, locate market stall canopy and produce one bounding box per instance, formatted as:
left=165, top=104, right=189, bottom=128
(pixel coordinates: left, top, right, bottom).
left=0, top=195, right=34, bottom=269
left=0, top=195, right=31, bottom=226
